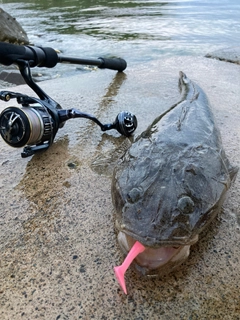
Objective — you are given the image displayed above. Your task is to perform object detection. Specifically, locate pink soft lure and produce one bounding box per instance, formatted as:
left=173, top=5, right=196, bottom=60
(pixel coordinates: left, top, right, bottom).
left=114, top=241, right=145, bottom=294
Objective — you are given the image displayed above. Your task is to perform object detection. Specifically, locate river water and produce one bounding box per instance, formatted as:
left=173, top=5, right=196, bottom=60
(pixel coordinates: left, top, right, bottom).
left=0, top=0, right=239, bottom=78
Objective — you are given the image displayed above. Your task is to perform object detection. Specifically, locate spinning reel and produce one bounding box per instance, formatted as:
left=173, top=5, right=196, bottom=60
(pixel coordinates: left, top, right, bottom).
left=0, top=42, right=137, bottom=157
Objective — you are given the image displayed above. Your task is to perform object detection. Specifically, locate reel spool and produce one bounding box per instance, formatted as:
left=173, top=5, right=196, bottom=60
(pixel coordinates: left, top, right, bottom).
left=0, top=105, right=53, bottom=148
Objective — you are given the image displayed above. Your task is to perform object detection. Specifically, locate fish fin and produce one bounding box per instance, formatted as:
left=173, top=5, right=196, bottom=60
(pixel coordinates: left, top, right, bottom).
left=220, top=149, right=239, bottom=185
left=228, top=164, right=239, bottom=185
left=91, top=138, right=131, bottom=176
left=190, top=92, right=200, bottom=102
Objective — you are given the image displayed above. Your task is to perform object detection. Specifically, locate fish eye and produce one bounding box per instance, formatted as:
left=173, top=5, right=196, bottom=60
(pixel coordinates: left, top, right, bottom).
left=177, top=196, right=195, bottom=214
left=126, top=187, right=142, bottom=203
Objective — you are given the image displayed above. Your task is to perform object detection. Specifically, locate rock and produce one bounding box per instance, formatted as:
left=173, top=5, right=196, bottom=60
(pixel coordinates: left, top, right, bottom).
left=205, top=46, right=240, bottom=65
left=0, top=7, right=29, bottom=44
left=0, top=56, right=239, bottom=319
left=0, top=69, right=26, bottom=86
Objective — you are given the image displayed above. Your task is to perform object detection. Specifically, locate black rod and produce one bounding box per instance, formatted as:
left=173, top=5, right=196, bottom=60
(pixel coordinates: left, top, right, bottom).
left=58, top=55, right=127, bottom=72
left=58, top=56, right=102, bottom=66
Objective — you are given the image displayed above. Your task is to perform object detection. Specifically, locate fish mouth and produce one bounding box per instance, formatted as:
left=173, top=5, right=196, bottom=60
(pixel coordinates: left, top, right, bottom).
left=117, top=231, right=198, bottom=276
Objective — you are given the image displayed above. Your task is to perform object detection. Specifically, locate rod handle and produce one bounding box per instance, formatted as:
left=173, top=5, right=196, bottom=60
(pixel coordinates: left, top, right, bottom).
left=98, top=57, right=127, bottom=72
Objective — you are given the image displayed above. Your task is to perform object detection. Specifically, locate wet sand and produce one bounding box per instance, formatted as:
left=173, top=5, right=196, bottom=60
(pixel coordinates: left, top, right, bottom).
left=0, top=56, right=239, bottom=319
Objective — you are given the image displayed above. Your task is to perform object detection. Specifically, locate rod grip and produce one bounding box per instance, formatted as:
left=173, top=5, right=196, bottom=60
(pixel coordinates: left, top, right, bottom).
left=0, top=41, right=58, bottom=68
left=98, top=57, right=127, bottom=72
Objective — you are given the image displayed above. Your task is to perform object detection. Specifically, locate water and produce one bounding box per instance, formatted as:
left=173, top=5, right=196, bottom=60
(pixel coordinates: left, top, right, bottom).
left=0, top=0, right=239, bottom=78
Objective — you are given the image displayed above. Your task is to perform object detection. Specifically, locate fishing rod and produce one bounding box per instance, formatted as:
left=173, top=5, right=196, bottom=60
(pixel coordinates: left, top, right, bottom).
left=0, top=41, right=127, bottom=71
left=0, top=42, right=137, bottom=158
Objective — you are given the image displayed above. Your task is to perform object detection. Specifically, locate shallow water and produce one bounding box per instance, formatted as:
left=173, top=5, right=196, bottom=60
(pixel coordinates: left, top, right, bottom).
left=0, top=0, right=239, bottom=78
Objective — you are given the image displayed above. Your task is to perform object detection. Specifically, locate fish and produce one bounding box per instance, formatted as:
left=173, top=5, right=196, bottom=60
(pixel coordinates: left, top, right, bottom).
left=111, top=71, right=238, bottom=276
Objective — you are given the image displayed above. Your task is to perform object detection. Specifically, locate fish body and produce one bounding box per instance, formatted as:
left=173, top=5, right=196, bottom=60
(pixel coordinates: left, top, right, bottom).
left=111, top=72, right=238, bottom=275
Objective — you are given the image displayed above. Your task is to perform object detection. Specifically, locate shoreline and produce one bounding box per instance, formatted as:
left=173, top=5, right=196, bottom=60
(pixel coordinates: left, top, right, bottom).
left=1, top=46, right=240, bottom=87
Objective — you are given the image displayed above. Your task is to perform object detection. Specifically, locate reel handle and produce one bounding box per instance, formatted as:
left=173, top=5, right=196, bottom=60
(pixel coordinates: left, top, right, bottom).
left=58, top=109, right=137, bottom=137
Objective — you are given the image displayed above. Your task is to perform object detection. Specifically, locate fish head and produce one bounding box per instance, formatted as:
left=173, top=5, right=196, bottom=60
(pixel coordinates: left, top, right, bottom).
left=111, top=140, right=234, bottom=276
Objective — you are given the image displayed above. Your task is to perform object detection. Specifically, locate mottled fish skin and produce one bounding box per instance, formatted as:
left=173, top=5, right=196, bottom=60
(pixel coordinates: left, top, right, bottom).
left=111, top=72, right=238, bottom=248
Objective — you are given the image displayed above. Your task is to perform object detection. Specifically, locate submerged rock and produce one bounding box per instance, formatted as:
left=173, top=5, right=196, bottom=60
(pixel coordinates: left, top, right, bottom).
left=0, top=69, right=26, bottom=86
left=205, top=46, right=240, bottom=65
left=0, top=7, right=29, bottom=44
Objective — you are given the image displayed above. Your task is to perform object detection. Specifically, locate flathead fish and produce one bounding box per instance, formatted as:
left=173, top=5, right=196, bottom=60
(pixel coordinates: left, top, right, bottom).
left=111, top=71, right=238, bottom=276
